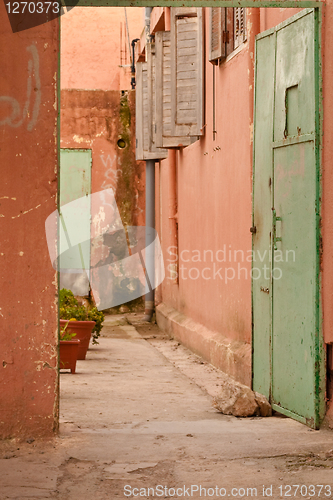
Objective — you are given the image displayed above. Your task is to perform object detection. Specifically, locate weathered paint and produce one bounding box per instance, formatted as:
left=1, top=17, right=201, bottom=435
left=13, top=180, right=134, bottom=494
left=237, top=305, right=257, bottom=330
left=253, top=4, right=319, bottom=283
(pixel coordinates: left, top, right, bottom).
left=253, top=9, right=325, bottom=428
left=155, top=5, right=326, bottom=393
left=116, top=92, right=146, bottom=228
left=0, top=5, right=59, bottom=438
left=2, top=0, right=333, bottom=438
left=252, top=28, right=275, bottom=398
left=60, top=90, right=145, bottom=269
left=59, top=149, right=92, bottom=295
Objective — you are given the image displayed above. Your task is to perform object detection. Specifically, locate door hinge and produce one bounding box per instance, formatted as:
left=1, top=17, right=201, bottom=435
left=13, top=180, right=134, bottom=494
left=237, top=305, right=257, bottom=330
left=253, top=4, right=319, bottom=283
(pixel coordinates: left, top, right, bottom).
left=272, top=208, right=282, bottom=250
left=250, top=226, right=257, bottom=234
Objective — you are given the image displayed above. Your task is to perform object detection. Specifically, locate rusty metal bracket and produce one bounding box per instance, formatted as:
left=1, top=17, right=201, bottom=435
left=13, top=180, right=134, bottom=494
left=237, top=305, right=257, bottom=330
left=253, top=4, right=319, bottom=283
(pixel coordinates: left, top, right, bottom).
left=222, top=31, right=230, bottom=43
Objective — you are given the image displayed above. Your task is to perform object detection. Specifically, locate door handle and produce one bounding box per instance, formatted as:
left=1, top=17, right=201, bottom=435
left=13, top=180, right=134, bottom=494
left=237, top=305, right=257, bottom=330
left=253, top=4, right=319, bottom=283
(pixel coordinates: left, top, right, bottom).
left=272, top=208, right=282, bottom=250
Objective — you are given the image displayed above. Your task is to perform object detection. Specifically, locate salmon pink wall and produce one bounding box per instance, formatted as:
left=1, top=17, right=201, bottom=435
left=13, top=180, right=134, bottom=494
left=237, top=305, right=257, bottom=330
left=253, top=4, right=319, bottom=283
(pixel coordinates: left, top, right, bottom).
left=321, top=0, right=333, bottom=431
left=260, top=7, right=303, bottom=31
left=322, top=2, right=333, bottom=345
left=0, top=4, right=58, bottom=438
left=157, top=7, right=310, bottom=382
left=1, top=1, right=332, bottom=439
left=158, top=10, right=253, bottom=346
left=61, top=7, right=144, bottom=91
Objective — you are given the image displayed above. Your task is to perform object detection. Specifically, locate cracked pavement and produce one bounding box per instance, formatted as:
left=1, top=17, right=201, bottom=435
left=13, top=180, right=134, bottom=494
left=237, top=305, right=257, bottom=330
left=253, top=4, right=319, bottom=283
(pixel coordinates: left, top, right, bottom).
left=1, top=316, right=333, bottom=499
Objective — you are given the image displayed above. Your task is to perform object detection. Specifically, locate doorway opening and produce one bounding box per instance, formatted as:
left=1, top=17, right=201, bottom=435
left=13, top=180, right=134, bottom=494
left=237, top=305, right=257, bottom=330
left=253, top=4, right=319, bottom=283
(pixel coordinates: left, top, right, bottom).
left=58, top=3, right=324, bottom=429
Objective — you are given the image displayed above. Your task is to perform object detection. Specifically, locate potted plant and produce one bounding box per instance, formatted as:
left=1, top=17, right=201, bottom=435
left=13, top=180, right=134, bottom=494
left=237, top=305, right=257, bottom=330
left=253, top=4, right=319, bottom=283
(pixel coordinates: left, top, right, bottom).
left=59, top=289, right=104, bottom=360
left=59, top=320, right=80, bottom=374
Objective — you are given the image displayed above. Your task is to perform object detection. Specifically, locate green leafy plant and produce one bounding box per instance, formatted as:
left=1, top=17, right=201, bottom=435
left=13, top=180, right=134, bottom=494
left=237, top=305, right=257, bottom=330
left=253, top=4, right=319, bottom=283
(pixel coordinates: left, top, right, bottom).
left=59, top=289, right=104, bottom=344
left=88, top=307, right=104, bottom=344
left=60, top=320, right=77, bottom=341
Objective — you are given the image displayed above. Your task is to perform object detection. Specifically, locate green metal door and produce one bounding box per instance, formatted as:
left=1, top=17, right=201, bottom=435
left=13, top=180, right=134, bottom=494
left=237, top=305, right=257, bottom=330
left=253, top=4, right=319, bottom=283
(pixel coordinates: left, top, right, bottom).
left=59, top=149, right=92, bottom=295
left=252, top=9, right=325, bottom=428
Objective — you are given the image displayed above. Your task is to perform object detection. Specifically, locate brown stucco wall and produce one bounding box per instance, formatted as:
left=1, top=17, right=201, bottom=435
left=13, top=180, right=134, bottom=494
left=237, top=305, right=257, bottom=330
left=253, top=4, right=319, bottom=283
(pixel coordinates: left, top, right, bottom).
left=0, top=5, right=59, bottom=439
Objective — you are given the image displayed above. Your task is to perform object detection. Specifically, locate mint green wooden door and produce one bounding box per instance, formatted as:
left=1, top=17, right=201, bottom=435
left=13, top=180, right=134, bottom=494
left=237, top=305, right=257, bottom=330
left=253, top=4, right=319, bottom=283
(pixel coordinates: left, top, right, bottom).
left=59, top=149, right=92, bottom=295
left=252, top=10, right=325, bottom=428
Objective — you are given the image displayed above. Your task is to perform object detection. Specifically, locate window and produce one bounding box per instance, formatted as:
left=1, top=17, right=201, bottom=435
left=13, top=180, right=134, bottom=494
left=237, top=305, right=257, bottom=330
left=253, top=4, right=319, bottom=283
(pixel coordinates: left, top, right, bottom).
left=170, top=7, right=204, bottom=138
left=234, top=8, right=246, bottom=50
left=135, top=45, right=168, bottom=160
left=209, top=7, right=226, bottom=64
left=209, top=7, right=247, bottom=64
left=154, top=7, right=204, bottom=148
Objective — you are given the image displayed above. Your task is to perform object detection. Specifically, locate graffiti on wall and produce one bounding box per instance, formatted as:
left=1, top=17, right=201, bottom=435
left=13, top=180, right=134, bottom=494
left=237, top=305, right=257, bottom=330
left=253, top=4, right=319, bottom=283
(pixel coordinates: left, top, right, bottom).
left=100, top=154, right=121, bottom=190
left=0, top=44, right=41, bottom=131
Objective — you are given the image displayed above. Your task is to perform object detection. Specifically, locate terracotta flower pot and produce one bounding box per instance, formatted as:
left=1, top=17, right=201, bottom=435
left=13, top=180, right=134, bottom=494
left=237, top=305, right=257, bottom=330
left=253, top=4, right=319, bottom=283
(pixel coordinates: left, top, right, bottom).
left=60, top=320, right=96, bottom=360
left=59, top=339, right=80, bottom=374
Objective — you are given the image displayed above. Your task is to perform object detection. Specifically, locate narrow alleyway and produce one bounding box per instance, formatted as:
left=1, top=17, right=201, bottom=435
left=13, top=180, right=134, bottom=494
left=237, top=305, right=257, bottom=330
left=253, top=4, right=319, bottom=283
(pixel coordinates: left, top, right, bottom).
left=1, top=317, right=333, bottom=499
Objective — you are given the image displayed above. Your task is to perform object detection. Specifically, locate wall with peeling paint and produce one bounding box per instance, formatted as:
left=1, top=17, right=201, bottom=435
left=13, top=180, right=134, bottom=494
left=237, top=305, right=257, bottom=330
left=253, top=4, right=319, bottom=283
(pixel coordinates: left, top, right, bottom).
left=1, top=1, right=333, bottom=439
left=61, top=7, right=144, bottom=91
left=60, top=90, right=145, bottom=270
left=60, top=7, right=146, bottom=306
left=0, top=3, right=59, bottom=439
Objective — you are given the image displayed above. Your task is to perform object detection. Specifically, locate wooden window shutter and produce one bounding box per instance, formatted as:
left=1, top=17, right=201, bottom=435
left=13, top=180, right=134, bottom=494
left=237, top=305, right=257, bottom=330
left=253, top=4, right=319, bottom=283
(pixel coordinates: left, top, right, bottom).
left=135, top=52, right=167, bottom=161
left=147, top=43, right=168, bottom=158
left=170, top=7, right=204, bottom=138
left=209, top=7, right=226, bottom=64
left=155, top=31, right=192, bottom=148
left=234, top=8, right=246, bottom=50
left=226, top=8, right=234, bottom=57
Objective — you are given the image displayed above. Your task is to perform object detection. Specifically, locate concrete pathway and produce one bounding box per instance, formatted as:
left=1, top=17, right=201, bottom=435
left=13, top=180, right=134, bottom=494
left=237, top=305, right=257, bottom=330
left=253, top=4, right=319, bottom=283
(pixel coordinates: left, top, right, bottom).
left=1, top=318, right=333, bottom=499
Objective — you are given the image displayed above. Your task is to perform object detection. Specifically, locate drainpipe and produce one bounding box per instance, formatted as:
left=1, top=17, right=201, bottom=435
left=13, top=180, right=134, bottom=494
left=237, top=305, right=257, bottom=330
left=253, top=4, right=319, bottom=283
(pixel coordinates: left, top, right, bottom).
left=168, top=149, right=178, bottom=284
left=143, top=6, right=154, bottom=321
left=130, top=38, right=139, bottom=90
left=247, top=8, right=261, bottom=171
left=144, top=160, right=155, bottom=321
